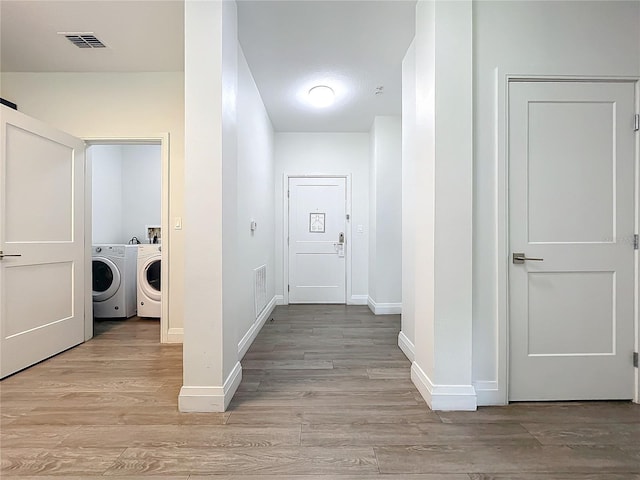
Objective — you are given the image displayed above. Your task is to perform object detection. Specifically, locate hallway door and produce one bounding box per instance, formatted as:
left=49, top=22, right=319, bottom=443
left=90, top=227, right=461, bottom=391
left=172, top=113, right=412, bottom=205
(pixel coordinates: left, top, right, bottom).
left=288, top=177, right=346, bottom=303
left=508, top=81, right=636, bottom=400
left=0, top=106, right=86, bottom=378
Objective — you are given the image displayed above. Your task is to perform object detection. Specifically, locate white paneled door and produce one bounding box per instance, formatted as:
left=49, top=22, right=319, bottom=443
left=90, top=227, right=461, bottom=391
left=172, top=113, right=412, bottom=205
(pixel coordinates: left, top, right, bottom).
left=0, top=106, right=86, bottom=378
left=288, top=177, right=346, bottom=303
left=508, top=81, right=636, bottom=401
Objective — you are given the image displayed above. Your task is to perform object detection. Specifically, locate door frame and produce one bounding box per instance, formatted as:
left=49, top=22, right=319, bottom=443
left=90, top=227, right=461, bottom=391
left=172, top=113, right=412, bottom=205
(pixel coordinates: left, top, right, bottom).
left=84, top=135, right=171, bottom=343
left=282, top=173, right=352, bottom=305
left=496, top=74, right=640, bottom=405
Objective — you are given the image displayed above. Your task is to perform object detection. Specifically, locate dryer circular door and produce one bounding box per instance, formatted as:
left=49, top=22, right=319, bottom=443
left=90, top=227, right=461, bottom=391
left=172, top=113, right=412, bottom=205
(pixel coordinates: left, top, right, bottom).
left=139, top=256, right=161, bottom=301
left=93, top=257, right=121, bottom=302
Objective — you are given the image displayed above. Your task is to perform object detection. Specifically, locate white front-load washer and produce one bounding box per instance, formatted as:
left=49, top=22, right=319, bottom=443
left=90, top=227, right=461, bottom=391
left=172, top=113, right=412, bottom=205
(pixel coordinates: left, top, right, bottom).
left=92, top=245, right=138, bottom=319
left=137, top=244, right=161, bottom=318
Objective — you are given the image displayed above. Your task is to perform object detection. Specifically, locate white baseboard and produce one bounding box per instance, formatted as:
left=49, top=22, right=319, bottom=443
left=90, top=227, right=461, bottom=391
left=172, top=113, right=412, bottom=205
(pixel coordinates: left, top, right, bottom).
left=474, top=380, right=505, bottom=406
left=411, top=361, right=477, bottom=411
left=178, top=361, right=242, bottom=412
left=348, top=295, right=368, bottom=305
left=367, top=297, right=402, bottom=315
left=275, top=294, right=285, bottom=306
left=238, top=296, right=277, bottom=359
left=398, top=331, right=415, bottom=362
left=166, top=327, right=184, bottom=344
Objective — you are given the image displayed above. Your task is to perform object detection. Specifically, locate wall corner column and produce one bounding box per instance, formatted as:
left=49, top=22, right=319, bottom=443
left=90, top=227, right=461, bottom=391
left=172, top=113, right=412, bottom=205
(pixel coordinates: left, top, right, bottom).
left=411, top=0, right=476, bottom=411
left=180, top=0, right=240, bottom=413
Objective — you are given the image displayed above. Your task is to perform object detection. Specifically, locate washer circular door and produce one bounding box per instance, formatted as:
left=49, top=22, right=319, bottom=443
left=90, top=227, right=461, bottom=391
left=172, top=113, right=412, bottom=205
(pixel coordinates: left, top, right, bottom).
left=93, top=257, right=121, bottom=302
left=139, top=256, right=161, bottom=301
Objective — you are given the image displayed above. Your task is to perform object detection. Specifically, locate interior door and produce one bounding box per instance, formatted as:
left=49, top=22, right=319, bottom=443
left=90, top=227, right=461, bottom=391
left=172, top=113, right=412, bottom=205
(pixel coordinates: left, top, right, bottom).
left=0, top=105, right=86, bottom=378
left=288, top=177, right=346, bottom=303
left=508, top=81, right=636, bottom=401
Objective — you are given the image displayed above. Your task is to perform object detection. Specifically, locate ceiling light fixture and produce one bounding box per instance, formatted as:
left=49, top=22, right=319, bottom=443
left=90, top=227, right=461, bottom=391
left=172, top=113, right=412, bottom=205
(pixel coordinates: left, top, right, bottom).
left=308, top=85, right=335, bottom=108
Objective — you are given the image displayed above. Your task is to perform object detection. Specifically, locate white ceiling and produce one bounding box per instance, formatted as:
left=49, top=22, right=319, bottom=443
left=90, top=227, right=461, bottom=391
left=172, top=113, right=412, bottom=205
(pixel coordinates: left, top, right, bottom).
left=237, top=0, right=416, bottom=132
left=0, top=0, right=185, bottom=72
left=0, top=0, right=416, bottom=132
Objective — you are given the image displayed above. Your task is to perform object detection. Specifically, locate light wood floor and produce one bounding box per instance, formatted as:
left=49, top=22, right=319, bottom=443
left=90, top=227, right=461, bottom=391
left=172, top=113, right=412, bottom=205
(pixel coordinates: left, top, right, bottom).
left=1, top=305, right=639, bottom=478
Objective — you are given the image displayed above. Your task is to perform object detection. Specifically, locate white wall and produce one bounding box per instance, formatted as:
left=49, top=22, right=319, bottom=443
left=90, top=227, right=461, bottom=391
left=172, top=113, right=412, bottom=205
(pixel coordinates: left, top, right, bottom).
left=236, top=46, right=276, bottom=346
left=368, top=116, right=402, bottom=314
left=92, top=144, right=161, bottom=245
left=0, top=71, right=185, bottom=338
left=274, top=133, right=370, bottom=303
left=121, top=145, right=162, bottom=244
left=472, top=0, right=640, bottom=404
left=369, top=129, right=377, bottom=304
left=92, top=145, right=123, bottom=244
left=401, top=40, right=417, bottom=357
left=403, top=0, right=640, bottom=409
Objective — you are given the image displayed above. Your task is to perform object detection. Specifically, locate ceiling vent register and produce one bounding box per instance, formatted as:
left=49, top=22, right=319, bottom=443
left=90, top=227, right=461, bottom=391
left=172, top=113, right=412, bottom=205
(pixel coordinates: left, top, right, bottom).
left=60, top=33, right=106, bottom=49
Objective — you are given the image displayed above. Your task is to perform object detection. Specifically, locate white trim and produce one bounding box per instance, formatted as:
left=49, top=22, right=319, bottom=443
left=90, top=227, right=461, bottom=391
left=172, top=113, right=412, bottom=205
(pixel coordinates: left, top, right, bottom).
left=496, top=68, right=510, bottom=406
left=160, top=134, right=170, bottom=344
left=84, top=135, right=171, bottom=344
left=398, top=331, right=415, bottom=362
left=474, top=380, right=502, bottom=406
left=348, top=294, right=368, bottom=305
left=83, top=145, right=94, bottom=341
left=166, top=327, right=183, bottom=343
left=635, top=78, right=640, bottom=405
left=275, top=294, right=285, bottom=305
left=367, top=297, right=402, bottom=315
left=238, top=296, right=276, bottom=359
left=283, top=173, right=352, bottom=305
left=282, top=176, right=289, bottom=304
left=178, top=361, right=242, bottom=412
left=411, top=361, right=477, bottom=411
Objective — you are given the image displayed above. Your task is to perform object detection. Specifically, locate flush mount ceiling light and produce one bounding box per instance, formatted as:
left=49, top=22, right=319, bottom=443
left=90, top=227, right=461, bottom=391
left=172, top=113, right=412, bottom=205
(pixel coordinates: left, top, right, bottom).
left=308, top=85, right=335, bottom=108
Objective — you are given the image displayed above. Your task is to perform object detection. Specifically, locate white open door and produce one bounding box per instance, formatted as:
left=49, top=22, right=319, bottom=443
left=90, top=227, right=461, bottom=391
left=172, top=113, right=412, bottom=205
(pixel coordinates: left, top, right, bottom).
left=288, top=177, right=347, bottom=304
left=0, top=106, right=86, bottom=378
left=508, top=81, right=636, bottom=401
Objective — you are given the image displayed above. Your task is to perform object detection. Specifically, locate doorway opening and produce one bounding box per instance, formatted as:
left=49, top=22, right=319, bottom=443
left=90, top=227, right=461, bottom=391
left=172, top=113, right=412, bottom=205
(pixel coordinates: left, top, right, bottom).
left=85, top=137, right=170, bottom=343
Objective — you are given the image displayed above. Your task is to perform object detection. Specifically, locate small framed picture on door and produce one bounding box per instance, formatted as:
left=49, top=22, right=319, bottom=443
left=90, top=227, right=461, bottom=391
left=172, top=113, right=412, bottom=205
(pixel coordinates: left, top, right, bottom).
left=309, top=213, right=325, bottom=233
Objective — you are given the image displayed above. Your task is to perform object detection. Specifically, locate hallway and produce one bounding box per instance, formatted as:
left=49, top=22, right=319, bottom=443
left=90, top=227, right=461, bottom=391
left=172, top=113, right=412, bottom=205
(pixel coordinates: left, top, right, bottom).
left=1, top=306, right=639, bottom=477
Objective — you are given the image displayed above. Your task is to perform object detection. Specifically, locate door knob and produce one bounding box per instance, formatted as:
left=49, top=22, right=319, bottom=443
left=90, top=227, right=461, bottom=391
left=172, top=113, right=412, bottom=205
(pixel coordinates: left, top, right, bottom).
left=512, top=252, right=543, bottom=264
left=0, top=251, right=22, bottom=259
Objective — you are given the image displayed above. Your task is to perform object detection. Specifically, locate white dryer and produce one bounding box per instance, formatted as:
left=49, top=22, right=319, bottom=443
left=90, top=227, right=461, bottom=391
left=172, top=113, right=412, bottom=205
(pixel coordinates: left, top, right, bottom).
left=137, top=244, right=161, bottom=318
left=92, top=245, right=138, bottom=318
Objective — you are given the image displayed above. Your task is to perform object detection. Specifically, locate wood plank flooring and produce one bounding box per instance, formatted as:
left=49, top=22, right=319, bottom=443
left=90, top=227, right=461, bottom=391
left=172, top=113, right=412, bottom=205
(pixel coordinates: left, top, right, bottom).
left=1, top=305, right=639, bottom=478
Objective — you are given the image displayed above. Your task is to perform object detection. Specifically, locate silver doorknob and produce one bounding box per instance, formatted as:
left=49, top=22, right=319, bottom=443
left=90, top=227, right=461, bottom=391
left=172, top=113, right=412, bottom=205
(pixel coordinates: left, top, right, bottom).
left=0, top=251, right=22, bottom=259
left=513, top=252, right=544, bottom=264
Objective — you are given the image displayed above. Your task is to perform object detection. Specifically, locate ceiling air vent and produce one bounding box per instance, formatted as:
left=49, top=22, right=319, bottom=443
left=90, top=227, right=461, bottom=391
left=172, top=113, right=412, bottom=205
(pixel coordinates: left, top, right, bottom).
left=59, top=32, right=107, bottom=49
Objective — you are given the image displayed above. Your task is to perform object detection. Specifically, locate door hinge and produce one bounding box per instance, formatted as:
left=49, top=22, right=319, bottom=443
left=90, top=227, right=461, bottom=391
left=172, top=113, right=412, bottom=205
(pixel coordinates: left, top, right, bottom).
left=634, top=352, right=639, bottom=368
left=287, top=236, right=289, bottom=246
left=287, top=190, right=290, bottom=198
left=634, top=234, right=639, bottom=250
left=287, top=285, right=290, bottom=292
left=634, top=114, right=640, bottom=132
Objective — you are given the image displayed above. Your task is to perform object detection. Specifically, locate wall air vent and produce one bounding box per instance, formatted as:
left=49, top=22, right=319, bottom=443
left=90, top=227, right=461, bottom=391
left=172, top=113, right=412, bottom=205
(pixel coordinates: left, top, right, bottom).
left=59, top=32, right=106, bottom=49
